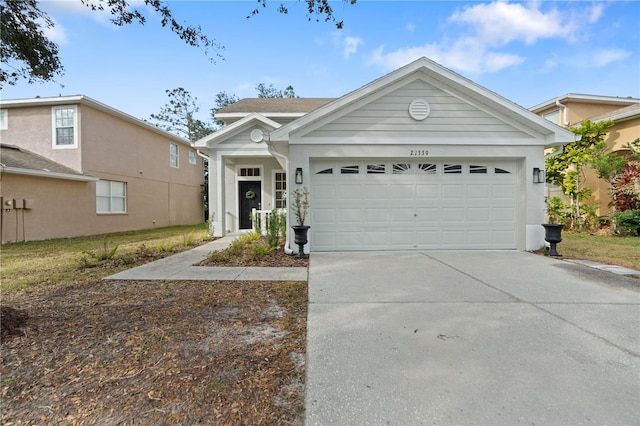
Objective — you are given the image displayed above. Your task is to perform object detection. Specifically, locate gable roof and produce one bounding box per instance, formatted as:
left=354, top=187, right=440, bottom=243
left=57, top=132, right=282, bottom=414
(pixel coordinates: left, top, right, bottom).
left=194, top=113, right=282, bottom=147
left=589, top=103, right=640, bottom=123
left=0, top=144, right=98, bottom=181
left=0, top=95, right=193, bottom=146
left=269, top=57, right=576, bottom=146
left=529, top=93, right=640, bottom=113
left=215, top=98, right=335, bottom=121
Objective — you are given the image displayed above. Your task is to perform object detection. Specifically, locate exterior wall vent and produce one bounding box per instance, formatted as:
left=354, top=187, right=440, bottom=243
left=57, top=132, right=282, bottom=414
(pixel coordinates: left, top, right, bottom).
left=409, top=99, right=430, bottom=121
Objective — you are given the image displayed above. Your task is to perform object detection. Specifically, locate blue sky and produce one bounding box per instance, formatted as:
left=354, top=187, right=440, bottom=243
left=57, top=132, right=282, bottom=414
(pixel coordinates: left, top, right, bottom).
left=2, top=1, right=639, bottom=123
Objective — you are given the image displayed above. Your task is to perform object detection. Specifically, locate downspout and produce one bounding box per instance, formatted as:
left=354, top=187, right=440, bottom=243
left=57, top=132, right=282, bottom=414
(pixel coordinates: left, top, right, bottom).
left=264, top=135, right=294, bottom=255
left=555, top=100, right=569, bottom=126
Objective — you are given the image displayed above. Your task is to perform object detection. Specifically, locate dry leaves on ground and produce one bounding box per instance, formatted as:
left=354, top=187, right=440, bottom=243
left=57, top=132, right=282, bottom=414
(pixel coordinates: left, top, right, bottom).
left=1, top=279, right=307, bottom=425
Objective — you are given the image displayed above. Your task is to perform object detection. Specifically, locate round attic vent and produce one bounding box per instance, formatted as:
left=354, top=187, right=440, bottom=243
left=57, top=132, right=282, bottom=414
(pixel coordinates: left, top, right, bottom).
left=250, top=128, right=264, bottom=143
left=408, top=98, right=431, bottom=121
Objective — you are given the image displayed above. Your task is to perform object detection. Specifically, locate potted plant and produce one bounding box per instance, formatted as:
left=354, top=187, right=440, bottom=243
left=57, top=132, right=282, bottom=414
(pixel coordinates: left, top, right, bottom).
left=542, top=196, right=564, bottom=256
left=291, top=187, right=310, bottom=258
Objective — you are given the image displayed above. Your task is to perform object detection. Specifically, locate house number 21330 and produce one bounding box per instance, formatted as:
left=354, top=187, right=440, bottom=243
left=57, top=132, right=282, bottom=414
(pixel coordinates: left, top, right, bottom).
left=410, top=149, right=429, bottom=156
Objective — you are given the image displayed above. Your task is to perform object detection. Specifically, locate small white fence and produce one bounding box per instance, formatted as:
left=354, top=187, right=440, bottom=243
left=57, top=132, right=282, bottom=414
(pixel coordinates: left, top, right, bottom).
left=251, top=208, right=286, bottom=235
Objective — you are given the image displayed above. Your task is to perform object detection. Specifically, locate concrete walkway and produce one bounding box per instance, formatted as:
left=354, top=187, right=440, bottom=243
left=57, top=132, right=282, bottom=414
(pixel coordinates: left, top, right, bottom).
left=105, top=235, right=308, bottom=282
left=305, top=251, right=640, bottom=425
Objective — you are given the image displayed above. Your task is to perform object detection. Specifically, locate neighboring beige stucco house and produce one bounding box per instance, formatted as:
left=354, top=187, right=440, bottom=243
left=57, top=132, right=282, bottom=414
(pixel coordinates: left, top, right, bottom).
left=0, top=95, right=205, bottom=244
left=196, top=57, right=576, bottom=253
left=530, top=94, right=640, bottom=215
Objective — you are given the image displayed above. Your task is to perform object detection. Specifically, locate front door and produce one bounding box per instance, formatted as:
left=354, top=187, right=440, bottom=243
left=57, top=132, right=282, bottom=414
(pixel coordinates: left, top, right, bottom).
left=239, top=181, right=261, bottom=229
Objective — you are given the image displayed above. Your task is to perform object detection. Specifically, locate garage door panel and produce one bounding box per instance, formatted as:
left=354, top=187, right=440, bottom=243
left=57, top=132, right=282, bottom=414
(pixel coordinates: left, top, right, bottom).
left=416, top=184, right=439, bottom=199
left=337, top=208, right=362, bottom=223
left=389, top=184, right=414, bottom=199
left=493, top=207, right=516, bottom=221
left=493, top=184, right=516, bottom=198
left=338, top=185, right=363, bottom=199
left=442, top=231, right=465, bottom=245
left=390, top=209, right=415, bottom=224
left=314, top=208, right=336, bottom=223
left=493, top=230, right=516, bottom=245
left=442, top=207, right=465, bottom=221
left=415, top=207, right=440, bottom=223
left=365, top=184, right=389, bottom=198
left=468, top=184, right=491, bottom=198
left=313, top=184, right=336, bottom=200
left=468, top=230, right=491, bottom=244
left=441, top=184, right=465, bottom=199
left=310, top=160, right=518, bottom=251
left=468, top=207, right=491, bottom=221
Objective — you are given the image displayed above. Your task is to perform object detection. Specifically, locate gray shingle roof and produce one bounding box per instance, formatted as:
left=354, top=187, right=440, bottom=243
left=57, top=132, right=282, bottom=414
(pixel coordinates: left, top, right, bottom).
left=217, top=98, right=336, bottom=114
left=0, top=144, right=86, bottom=176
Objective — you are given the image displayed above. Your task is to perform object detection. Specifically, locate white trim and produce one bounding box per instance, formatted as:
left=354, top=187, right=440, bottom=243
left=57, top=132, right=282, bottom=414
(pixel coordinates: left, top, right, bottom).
left=0, top=109, right=7, bottom=130
left=170, top=143, right=179, bottom=168
left=51, top=105, right=78, bottom=149
left=529, top=93, right=640, bottom=113
left=235, top=165, right=264, bottom=231
left=272, top=169, right=287, bottom=209
left=0, top=166, right=98, bottom=182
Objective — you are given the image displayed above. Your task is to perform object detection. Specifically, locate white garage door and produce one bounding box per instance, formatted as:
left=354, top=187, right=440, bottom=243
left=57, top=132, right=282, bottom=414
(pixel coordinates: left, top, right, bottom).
left=310, top=159, right=518, bottom=251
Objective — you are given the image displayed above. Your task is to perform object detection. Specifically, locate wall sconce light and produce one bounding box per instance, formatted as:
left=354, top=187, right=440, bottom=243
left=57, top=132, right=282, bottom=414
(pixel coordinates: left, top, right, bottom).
left=295, top=167, right=303, bottom=184
left=533, top=167, right=545, bottom=184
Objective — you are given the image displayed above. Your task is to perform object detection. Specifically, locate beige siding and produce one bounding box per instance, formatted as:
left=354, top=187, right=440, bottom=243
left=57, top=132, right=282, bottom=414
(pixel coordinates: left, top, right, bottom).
left=0, top=101, right=205, bottom=243
left=307, top=81, right=530, bottom=139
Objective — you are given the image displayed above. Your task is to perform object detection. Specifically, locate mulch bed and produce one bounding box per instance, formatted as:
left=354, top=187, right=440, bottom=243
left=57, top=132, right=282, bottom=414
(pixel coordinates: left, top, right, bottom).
left=1, top=279, right=307, bottom=425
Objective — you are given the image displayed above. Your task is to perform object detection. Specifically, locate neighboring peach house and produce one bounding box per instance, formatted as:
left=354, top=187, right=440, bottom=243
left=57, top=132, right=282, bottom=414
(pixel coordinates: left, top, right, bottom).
left=0, top=96, right=205, bottom=244
left=530, top=94, right=640, bottom=215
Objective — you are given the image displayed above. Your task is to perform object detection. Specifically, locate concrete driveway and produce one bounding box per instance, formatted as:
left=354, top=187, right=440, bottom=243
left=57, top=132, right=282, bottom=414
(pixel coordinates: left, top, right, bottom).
left=305, top=251, right=640, bottom=425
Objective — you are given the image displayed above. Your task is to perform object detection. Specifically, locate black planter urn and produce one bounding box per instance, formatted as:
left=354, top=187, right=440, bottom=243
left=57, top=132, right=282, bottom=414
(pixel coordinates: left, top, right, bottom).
left=542, top=224, right=563, bottom=256
left=292, top=225, right=310, bottom=259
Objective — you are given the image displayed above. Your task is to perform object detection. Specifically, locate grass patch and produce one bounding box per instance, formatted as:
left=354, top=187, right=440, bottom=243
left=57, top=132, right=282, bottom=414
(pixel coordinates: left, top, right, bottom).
left=0, top=224, right=211, bottom=300
left=554, top=232, right=640, bottom=270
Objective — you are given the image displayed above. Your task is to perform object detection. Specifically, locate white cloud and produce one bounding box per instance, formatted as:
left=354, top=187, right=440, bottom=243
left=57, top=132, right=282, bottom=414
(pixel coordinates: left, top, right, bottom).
left=448, top=1, right=576, bottom=45
left=343, top=36, right=363, bottom=59
left=40, top=17, right=67, bottom=45
left=366, top=1, right=607, bottom=75
left=590, top=48, right=630, bottom=67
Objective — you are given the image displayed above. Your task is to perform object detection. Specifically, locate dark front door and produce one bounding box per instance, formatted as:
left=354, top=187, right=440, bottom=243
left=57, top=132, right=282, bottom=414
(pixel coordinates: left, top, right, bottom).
left=239, top=181, right=261, bottom=229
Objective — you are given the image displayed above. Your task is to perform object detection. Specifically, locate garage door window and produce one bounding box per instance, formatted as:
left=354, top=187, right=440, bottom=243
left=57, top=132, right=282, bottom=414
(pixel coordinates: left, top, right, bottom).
left=317, top=168, right=333, bottom=175
left=341, top=165, right=359, bottom=174
left=367, top=164, right=386, bottom=174
left=470, top=165, right=487, bottom=174
left=495, top=167, right=511, bottom=174
left=444, top=164, right=462, bottom=174
left=393, top=163, right=411, bottom=174
left=419, top=163, right=437, bottom=174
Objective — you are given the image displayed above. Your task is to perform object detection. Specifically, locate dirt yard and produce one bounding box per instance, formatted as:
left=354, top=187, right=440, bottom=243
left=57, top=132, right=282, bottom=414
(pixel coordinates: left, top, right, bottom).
left=1, top=277, right=307, bottom=425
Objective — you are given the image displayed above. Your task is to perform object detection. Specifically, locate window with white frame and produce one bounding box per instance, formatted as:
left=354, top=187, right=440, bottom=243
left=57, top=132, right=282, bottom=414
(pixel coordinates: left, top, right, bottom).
left=543, top=109, right=561, bottom=125
left=52, top=105, right=78, bottom=148
left=96, top=180, right=127, bottom=213
left=0, top=109, right=7, bottom=130
left=274, top=171, right=286, bottom=208
left=170, top=143, right=179, bottom=168
left=189, top=149, right=197, bottom=165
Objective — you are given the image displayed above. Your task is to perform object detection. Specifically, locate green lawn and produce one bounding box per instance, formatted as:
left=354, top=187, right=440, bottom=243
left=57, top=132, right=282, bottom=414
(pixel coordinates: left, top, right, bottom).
left=554, top=232, right=640, bottom=271
left=0, top=224, right=211, bottom=299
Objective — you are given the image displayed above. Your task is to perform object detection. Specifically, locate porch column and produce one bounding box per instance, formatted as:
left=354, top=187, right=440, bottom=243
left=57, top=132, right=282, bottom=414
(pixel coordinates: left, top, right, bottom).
left=209, top=153, right=225, bottom=237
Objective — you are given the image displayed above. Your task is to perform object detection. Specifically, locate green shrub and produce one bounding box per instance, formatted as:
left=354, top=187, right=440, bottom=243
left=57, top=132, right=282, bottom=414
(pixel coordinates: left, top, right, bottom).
left=81, top=237, right=119, bottom=262
left=265, top=210, right=283, bottom=249
left=250, top=240, right=277, bottom=260
left=614, top=210, right=640, bottom=236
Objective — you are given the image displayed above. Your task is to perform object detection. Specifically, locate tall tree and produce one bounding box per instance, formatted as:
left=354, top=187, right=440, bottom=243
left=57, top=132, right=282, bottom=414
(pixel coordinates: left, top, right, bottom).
left=546, top=119, right=614, bottom=229
left=149, top=88, right=214, bottom=141
left=256, top=83, right=297, bottom=98
left=0, top=0, right=355, bottom=89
